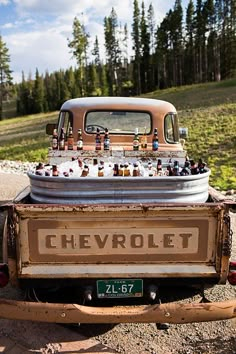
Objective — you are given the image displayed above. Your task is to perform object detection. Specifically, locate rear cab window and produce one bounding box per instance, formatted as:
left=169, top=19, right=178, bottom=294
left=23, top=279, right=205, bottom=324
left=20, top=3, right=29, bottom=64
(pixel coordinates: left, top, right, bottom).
left=85, top=111, right=152, bottom=135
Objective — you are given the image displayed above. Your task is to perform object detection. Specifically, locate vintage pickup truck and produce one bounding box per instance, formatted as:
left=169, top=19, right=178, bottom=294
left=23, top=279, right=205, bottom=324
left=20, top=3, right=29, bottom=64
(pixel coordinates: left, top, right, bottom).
left=0, top=97, right=236, bottom=324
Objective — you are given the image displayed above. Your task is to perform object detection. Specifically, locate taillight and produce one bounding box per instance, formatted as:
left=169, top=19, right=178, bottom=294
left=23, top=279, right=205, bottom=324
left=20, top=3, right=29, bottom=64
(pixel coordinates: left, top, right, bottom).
left=0, top=264, right=9, bottom=288
left=228, top=261, right=236, bottom=285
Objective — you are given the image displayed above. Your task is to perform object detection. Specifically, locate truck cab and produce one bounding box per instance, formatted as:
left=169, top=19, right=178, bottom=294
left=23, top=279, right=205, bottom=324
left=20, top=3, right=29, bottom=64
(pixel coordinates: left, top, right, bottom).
left=56, top=97, right=181, bottom=149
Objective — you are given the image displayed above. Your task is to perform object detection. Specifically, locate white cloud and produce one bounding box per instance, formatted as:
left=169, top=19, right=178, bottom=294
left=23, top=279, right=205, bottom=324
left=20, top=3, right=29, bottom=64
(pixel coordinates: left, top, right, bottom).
left=13, top=0, right=100, bottom=17
left=6, top=28, right=76, bottom=82
left=2, top=22, right=14, bottom=29
left=0, top=0, right=9, bottom=5
left=4, top=0, right=190, bottom=83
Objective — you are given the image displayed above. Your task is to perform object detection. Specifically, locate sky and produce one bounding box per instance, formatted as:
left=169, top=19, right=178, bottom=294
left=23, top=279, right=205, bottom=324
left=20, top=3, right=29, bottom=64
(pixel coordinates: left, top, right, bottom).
left=0, top=0, right=191, bottom=83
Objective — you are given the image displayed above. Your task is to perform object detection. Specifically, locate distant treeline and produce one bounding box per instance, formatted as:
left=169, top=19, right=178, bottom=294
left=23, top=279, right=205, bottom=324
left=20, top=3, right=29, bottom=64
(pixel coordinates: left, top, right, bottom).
left=16, top=0, right=236, bottom=115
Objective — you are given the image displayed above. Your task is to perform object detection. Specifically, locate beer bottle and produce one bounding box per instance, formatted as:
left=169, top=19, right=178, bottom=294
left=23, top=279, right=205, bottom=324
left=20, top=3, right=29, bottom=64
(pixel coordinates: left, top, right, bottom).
left=45, top=170, right=50, bottom=176
left=124, top=163, right=131, bottom=176
left=52, top=165, right=59, bottom=177
left=141, top=127, right=147, bottom=149
left=173, top=160, right=181, bottom=176
left=198, top=158, right=207, bottom=174
left=157, top=159, right=162, bottom=174
left=77, top=129, right=83, bottom=150
left=152, top=128, right=159, bottom=151
left=190, top=160, right=199, bottom=175
left=78, top=158, right=83, bottom=168
left=59, top=128, right=65, bottom=150
left=95, top=128, right=101, bottom=151
left=119, top=164, right=124, bottom=176
left=133, top=127, right=140, bottom=151
left=67, top=126, right=74, bottom=150
left=81, top=164, right=89, bottom=177
left=98, top=166, right=104, bottom=177
left=103, top=128, right=110, bottom=150
left=147, top=161, right=154, bottom=177
left=36, top=162, right=44, bottom=170
left=132, top=163, right=139, bottom=177
left=181, top=160, right=191, bottom=176
left=52, top=128, right=58, bottom=150
left=166, top=165, right=173, bottom=176
left=113, top=163, right=119, bottom=177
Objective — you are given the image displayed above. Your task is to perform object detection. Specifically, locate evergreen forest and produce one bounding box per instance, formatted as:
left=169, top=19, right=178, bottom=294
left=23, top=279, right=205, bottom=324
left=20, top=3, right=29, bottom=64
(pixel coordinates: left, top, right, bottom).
left=0, top=0, right=235, bottom=118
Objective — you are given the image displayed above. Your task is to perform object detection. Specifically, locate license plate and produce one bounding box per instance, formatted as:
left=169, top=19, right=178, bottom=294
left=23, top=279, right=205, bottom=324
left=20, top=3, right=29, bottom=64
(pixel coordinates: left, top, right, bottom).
left=97, top=279, right=143, bottom=298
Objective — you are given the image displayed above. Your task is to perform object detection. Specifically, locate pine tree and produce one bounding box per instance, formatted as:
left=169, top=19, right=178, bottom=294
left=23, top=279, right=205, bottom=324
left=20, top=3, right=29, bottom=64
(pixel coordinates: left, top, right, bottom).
left=223, top=0, right=236, bottom=78
left=87, top=63, right=98, bottom=96
left=68, top=17, right=90, bottom=96
left=185, top=0, right=195, bottom=84
left=17, top=71, right=30, bottom=115
left=204, top=0, right=217, bottom=81
left=170, top=0, right=184, bottom=85
left=65, top=67, right=77, bottom=98
left=92, top=36, right=103, bottom=94
left=140, top=1, right=150, bottom=92
left=104, top=8, right=121, bottom=95
left=132, top=0, right=141, bottom=95
left=92, top=36, right=101, bottom=67
left=0, top=35, right=13, bottom=120
left=147, top=3, right=156, bottom=90
left=229, top=0, right=236, bottom=77
left=155, top=14, right=170, bottom=89
left=194, top=0, right=208, bottom=82
left=100, top=64, right=109, bottom=96
left=32, top=69, right=45, bottom=113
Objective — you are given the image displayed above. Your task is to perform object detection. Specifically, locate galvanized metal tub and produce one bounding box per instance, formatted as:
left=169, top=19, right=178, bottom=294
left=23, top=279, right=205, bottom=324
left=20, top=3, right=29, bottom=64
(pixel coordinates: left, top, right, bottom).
left=28, top=170, right=211, bottom=204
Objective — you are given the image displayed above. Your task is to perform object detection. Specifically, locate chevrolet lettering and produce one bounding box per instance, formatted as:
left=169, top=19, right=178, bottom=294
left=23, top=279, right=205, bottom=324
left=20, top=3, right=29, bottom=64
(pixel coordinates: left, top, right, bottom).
left=38, top=228, right=198, bottom=255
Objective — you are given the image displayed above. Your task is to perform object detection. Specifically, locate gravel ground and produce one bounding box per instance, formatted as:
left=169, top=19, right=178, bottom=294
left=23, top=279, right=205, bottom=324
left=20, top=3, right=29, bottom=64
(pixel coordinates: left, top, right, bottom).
left=92, top=211, right=236, bottom=354
left=0, top=160, right=236, bottom=354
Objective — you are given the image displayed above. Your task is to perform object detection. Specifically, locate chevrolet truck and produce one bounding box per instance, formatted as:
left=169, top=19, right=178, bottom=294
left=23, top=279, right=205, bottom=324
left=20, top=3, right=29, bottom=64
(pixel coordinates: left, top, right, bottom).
left=0, top=97, right=236, bottom=324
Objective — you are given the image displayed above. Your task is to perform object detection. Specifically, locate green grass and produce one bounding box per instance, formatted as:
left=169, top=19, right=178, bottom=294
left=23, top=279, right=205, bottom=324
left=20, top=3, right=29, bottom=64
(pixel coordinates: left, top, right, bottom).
left=178, top=104, right=236, bottom=190
left=143, top=78, right=236, bottom=110
left=0, top=79, right=236, bottom=190
left=0, top=112, right=58, bottom=162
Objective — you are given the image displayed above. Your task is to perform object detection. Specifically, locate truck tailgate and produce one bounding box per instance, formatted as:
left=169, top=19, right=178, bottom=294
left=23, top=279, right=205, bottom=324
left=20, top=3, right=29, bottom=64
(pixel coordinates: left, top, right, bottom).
left=10, top=203, right=229, bottom=281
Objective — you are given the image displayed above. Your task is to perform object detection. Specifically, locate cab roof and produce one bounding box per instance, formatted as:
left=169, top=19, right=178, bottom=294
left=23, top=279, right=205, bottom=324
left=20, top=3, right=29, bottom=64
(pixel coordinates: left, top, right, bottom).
left=61, top=96, right=177, bottom=114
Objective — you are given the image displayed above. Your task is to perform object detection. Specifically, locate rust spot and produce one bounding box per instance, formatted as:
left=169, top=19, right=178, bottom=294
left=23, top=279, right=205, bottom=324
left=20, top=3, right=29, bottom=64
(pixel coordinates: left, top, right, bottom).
left=142, top=205, right=149, bottom=213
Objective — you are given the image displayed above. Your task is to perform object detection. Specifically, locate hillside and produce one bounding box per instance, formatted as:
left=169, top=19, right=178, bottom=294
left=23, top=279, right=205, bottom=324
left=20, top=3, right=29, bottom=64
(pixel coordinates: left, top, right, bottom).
left=0, top=79, right=235, bottom=190
left=143, top=79, right=236, bottom=190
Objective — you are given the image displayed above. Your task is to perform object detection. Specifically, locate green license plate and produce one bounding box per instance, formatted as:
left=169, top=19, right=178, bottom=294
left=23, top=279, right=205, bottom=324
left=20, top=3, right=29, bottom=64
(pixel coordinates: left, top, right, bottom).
left=97, top=279, right=143, bottom=298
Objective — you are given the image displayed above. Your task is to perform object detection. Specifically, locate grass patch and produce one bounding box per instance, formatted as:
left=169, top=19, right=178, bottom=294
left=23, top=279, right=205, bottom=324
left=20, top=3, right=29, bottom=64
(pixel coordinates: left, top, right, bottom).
left=178, top=103, right=236, bottom=190
left=143, top=78, right=236, bottom=110
left=0, top=112, right=58, bottom=162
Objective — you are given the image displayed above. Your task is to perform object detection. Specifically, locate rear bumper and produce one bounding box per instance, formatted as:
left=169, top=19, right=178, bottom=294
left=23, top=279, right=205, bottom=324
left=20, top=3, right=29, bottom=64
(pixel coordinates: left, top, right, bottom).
left=0, top=298, right=235, bottom=324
